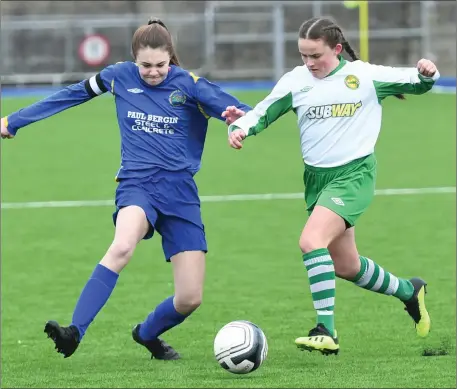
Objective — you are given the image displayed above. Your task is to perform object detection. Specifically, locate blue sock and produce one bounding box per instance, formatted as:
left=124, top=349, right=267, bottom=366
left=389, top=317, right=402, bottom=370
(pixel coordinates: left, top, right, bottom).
left=71, top=264, right=119, bottom=340
left=139, top=296, right=189, bottom=341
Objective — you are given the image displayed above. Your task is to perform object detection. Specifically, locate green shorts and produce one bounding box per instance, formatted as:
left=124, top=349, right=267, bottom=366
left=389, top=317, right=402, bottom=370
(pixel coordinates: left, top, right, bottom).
left=303, top=154, right=377, bottom=227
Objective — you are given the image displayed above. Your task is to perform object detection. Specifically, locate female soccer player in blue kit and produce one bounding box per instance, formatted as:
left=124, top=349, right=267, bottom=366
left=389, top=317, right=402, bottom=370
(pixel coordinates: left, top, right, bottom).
left=1, top=18, right=251, bottom=360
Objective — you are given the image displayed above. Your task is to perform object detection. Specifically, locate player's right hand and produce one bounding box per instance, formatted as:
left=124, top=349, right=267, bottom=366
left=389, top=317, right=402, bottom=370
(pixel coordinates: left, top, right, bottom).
left=1, top=117, right=14, bottom=139
left=416, top=58, right=437, bottom=77
left=228, top=129, right=246, bottom=150
left=222, top=106, right=246, bottom=125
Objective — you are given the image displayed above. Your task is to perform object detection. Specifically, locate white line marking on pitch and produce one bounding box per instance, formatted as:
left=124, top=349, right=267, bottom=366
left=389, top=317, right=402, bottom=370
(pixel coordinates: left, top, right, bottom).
left=1, top=187, right=455, bottom=210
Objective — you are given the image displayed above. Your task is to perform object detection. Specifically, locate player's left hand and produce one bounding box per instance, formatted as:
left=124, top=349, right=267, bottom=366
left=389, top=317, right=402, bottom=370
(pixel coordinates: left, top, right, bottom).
left=222, top=106, right=246, bottom=125
left=1, top=117, right=14, bottom=139
left=417, top=59, right=437, bottom=77
left=228, top=129, right=246, bottom=150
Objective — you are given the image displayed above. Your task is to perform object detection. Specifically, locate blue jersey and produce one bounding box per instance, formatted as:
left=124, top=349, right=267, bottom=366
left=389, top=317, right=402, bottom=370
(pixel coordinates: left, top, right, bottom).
left=6, top=62, right=251, bottom=179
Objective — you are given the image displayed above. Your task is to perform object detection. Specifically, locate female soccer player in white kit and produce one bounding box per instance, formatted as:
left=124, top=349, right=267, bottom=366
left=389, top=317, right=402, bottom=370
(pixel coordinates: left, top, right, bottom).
left=223, top=17, right=438, bottom=355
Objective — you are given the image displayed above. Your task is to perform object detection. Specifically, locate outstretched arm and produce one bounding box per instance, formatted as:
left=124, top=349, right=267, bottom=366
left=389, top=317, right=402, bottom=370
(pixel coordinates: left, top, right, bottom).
left=225, top=71, right=295, bottom=148
left=368, top=58, right=440, bottom=101
left=2, top=65, right=115, bottom=137
left=190, top=73, right=252, bottom=121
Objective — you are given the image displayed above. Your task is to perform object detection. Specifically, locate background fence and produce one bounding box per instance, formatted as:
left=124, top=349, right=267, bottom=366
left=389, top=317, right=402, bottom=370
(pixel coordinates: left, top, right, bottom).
left=1, top=0, right=455, bottom=85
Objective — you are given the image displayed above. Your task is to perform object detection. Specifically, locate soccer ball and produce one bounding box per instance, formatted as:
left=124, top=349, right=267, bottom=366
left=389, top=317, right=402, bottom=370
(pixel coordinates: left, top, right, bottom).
left=214, top=320, right=268, bottom=374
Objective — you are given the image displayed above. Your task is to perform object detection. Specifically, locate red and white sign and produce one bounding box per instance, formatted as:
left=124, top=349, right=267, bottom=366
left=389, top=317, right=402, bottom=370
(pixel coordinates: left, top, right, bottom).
left=78, top=34, right=110, bottom=66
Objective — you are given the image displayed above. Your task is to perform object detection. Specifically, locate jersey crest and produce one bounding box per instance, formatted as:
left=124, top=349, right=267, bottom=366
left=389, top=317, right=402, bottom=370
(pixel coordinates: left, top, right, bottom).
left=344, top=75, right=360, bottom=90
left=169, top=89, right=187, bottom=106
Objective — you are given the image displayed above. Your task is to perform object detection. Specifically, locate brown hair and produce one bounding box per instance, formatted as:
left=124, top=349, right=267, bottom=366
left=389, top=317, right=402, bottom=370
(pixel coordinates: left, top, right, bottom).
left=299, top=17, right=405, bottom=100
left=131, top=18, right=180, bottom=66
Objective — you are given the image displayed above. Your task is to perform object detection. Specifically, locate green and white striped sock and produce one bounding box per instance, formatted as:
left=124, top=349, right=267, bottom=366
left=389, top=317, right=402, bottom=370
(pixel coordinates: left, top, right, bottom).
left=303, top=248, right=336, bottom=336
left=351, top=256, right=414, bottom=301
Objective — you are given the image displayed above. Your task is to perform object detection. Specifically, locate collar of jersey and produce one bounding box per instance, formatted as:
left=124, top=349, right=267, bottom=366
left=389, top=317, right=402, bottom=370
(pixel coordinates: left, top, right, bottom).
left=325, top=55, right=347, bottom=78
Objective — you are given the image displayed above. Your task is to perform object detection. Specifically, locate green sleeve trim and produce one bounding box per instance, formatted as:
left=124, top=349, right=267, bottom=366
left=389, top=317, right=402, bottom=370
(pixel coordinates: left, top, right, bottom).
left=246, top=92, right=293, bottom=136
left=373, top=74, right=435, bottom=102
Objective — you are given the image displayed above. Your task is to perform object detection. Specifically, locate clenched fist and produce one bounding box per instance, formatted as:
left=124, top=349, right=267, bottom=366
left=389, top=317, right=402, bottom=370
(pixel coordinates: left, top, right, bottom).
left=416, top=59, right=437, bottom=78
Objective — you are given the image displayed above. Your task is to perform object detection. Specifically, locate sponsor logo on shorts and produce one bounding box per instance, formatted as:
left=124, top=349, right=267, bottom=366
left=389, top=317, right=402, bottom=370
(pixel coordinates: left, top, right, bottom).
left=331, top=197, right=345, bottom=206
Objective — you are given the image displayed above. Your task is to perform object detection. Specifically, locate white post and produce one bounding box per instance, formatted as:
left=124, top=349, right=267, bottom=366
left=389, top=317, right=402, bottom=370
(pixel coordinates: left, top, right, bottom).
left=312, top=1, right=322, bottom=18
left=420, top=1, right=433, bottom=61
left=272, top=2, right=285, bottom=81
left=204, top=1, right=216, bottom=77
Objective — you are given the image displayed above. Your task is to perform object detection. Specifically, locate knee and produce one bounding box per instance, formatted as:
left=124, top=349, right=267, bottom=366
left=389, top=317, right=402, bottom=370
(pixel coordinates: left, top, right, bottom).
left=174, top=292, right=203, bottom=315
left=299, top=234, right=327, bottom=254
left=106, top=240, right=136, bottom=264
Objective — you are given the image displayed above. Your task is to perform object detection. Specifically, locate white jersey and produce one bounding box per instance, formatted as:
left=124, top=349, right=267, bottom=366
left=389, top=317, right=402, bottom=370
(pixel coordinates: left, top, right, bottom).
left=228, top=57, right=439, bottom=167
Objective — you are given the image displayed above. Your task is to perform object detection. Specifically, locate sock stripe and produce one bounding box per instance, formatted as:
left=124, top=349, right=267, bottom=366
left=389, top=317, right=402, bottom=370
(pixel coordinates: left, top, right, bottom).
left=317, top=310, right=334, bottom=316
left=310, top=280, right=335, bottom=294
left=304, top=254, right=333, bottom=268
left=308, top=264, right=335, bottom=278
left=304, top=249, right=335, bottom=335
left=370, top=267, right=385, bottom=291
left=309, top=271, right=335, bottom=284
left=303, top=248, right=330, bottom=261
left=312, top=289, right=335, bottom=301
left=355, top=258, right=375, bottom=287
left=353, top=256, right=368, bottom=281
left=351, top=256, right=413, bottom=301
left=364, top=261, right=380, bottom=290
left=386, top=275, right=399, bottom=295
left=378, top=271, right=391, bottom=293
left=306, top=261, right=333, bottom=273
left=314, top=297, right=334, bottom=310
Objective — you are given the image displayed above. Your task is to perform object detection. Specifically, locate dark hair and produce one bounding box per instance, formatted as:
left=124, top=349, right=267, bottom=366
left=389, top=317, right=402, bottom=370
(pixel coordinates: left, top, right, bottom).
left=131, top=18, right=180, bottom=66
left=299, top=17, right=405, bottom=100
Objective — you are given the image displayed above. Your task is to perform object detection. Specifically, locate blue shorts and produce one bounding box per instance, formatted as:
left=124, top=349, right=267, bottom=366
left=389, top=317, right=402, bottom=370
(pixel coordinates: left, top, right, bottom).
left=112, top=171, right=207, bottom=261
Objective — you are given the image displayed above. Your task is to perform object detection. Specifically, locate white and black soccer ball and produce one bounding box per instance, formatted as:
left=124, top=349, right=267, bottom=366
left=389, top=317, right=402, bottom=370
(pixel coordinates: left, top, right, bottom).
left=214, top=320, right=268, bottom=374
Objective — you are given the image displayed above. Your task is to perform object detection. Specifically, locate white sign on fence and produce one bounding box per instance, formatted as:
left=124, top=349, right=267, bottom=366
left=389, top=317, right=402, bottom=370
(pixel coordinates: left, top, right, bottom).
left=78, top=34, right=110, bottom=66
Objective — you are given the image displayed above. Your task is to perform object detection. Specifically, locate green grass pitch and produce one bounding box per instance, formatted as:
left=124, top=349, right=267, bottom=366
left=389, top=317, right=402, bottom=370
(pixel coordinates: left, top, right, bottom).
left=1, top=91, right=455, bottom=388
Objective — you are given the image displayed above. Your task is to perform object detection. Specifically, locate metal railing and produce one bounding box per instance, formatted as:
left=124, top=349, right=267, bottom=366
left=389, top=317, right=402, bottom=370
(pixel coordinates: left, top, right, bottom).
left=1, top=1, right=454, bottom=85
